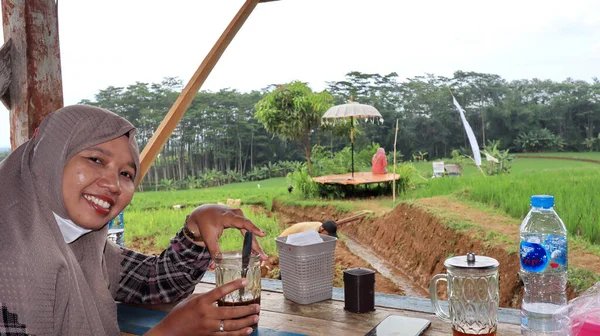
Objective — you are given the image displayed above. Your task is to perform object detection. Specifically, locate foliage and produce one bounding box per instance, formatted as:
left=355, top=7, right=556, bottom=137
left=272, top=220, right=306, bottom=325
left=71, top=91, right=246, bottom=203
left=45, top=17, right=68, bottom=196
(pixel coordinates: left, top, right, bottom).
left=287, top=167, right=319, bottom=199
left=395, top=163, right=420, bottom=194
left=514, top=129, right=566, bottom=152
left=159, top=179, right=176, bottom=191
left=483, top=140, right=514, bottom=175
left=311, top=143, right=380, bottom=176
left=582, top=138, right=597, bottom=152
left=568, top=268, right=600, bottom=294
left=0, top=150, right=9, bottom=162
left=449, top=149, right=468, bottom=166
left=255, top=81, right=333, bottom=175
left=83, top=71, right=600, bottom=191
left=412, top=151, right=428, bottom=162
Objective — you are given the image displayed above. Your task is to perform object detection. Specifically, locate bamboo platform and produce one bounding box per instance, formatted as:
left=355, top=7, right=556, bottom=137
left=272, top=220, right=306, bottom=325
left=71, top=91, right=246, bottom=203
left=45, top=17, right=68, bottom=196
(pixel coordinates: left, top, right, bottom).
left=312, top=172, right=400, bottom=186
left=119, top=275, right=521, bottom=336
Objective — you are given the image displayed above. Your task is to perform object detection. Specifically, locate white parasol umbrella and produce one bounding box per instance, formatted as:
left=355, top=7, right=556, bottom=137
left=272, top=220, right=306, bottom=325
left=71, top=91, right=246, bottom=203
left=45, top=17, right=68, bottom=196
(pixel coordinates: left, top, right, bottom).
left=322, top=100, right=383, bottom=177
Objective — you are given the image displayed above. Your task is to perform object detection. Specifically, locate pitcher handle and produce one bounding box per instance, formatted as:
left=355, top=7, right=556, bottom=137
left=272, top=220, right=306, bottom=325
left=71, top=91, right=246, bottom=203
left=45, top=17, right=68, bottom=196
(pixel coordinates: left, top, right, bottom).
left=430, top=273, right=451, bottom=323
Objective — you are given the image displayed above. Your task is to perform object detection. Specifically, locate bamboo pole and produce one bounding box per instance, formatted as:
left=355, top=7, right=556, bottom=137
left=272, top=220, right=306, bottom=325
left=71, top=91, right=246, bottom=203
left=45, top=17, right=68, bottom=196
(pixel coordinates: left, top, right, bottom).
left=138, top=0, right=263, bottom=185
left=393, top=119, right=399, bottom=202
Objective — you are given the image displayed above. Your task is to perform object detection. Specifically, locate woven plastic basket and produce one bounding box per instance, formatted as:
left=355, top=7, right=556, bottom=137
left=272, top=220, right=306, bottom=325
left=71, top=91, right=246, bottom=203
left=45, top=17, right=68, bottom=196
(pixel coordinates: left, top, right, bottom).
left=275, top=234, right=337, bottom=304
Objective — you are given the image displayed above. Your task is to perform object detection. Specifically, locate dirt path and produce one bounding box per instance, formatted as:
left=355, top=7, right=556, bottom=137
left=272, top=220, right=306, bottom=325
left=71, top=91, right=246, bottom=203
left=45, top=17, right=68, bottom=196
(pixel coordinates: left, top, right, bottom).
left=414, top=196, right=600, bottom=274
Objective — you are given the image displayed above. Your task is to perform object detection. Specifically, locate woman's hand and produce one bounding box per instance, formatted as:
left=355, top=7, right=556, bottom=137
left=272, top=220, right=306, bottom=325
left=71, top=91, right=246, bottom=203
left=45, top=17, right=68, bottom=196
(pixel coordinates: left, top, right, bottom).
left=186, top=204, right=268, bottom=261
left=146, top=278, right=260, bottom=336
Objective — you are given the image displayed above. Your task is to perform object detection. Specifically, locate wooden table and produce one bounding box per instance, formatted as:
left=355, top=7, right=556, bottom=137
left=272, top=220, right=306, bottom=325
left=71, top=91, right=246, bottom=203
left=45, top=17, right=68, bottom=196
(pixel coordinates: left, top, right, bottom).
left=119, top=276, right=521, bottom=336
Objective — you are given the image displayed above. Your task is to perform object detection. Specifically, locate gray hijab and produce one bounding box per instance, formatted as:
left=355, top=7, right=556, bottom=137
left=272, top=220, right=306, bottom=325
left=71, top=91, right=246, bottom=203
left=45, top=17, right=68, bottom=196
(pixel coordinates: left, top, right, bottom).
left=0, top=105, right=140, bottom=335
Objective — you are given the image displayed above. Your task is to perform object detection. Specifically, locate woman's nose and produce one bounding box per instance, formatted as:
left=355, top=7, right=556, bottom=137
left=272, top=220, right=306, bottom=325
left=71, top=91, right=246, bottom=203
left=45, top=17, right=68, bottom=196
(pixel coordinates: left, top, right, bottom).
left=98, top=171, right=121, bottom=194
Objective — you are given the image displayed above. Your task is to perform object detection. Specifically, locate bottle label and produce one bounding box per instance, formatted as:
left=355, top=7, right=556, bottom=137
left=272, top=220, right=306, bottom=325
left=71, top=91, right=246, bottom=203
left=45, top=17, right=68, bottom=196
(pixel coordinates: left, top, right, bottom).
left=520, top=235, right=567, bottom=273
left=544, top=234, right=568, bottom=269
left=520, top=241, right=548, bottom=272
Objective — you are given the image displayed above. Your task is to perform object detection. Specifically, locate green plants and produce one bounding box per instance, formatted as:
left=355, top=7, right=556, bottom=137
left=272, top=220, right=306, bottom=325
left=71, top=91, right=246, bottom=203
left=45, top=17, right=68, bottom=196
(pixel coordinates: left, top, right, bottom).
left=483, top=140, right=514, bottom=175
left=287, top=167, right=319, bottom=199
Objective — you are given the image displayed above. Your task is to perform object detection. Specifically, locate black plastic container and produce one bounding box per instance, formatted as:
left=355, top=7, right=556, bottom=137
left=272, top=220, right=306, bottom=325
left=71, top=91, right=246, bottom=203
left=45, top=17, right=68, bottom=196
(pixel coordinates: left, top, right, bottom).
left=343, top=267, right=375, bottom=313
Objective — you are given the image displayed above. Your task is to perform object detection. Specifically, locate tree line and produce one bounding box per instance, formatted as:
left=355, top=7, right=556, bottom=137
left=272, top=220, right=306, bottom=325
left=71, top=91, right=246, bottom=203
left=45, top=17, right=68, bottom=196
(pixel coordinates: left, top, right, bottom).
left=80, top=71, right=600, bottom=187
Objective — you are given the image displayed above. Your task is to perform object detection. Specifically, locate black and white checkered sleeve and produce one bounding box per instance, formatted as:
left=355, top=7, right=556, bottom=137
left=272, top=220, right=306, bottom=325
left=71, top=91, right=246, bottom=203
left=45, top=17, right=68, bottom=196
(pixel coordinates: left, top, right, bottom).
left=0, top=302, right=29, bottom=335
left=114, top=229, right=211, bottom=304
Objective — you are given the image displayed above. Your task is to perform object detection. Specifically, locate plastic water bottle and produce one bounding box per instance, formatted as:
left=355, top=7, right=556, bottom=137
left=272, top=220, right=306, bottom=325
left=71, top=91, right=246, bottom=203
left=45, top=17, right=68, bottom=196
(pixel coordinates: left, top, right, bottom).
left=107, top=212, right=125, bottom=247
left=520, top=195, right=568, bottom=335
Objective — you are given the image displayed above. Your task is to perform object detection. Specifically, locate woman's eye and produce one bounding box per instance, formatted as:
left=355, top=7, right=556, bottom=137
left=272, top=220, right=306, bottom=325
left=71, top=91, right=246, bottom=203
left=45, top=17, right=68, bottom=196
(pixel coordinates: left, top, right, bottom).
left=88, top=157, right=102, bottom=164
left=121, top=171, right=134, bottom=180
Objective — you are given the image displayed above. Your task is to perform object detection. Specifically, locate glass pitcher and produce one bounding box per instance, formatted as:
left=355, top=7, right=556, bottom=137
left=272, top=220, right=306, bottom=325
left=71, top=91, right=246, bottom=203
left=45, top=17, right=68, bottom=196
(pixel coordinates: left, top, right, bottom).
left=430, top=253, right=500, bottom=336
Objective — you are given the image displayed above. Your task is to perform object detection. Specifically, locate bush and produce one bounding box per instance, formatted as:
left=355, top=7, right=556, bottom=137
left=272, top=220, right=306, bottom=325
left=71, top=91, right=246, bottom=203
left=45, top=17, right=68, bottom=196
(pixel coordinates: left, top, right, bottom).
left=311, top=143, right=381, bottom=176
left=287, top=167, right=319, bottom=198
left=483, top=140, right=514, bottom=175
left=514, top=129, right=565, bottom=152
left=396, top=163, right=420, bottom=193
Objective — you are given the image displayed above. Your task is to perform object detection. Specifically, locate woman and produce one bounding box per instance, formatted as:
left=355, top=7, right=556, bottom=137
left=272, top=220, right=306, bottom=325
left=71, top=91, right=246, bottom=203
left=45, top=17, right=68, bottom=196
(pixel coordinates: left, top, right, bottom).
left=371, top=147, right=387, bottom=174
left=0, top=105, right=265, bottom=336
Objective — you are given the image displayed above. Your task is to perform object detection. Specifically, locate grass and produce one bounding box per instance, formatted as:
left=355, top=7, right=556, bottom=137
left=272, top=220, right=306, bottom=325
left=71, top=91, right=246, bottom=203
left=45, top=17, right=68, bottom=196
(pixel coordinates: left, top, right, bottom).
left=125, top=205, right=283, bottom=256
left=129, top=177, right=288, bottom=212
left=569, top=268, right=600, bottom=294
left=411, top=158, right=599, bottom=177
left=404, top=158, right=600, bottom=244
left=519, top=152, right=600, bottom=161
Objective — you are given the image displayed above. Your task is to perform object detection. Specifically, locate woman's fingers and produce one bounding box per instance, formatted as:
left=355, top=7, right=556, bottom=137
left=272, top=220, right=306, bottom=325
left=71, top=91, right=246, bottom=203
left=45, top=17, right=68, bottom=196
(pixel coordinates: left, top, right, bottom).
left=203, top=278, right=248, bottom=303
left=227, top=213, right=266, bottom=237
left=214, top=328, right=255, bottom=336
left=251, top=235, right=268, bottom=261
left=216, top=304, right=261, bottom=320
left=219, top=314, right=259, bottom=333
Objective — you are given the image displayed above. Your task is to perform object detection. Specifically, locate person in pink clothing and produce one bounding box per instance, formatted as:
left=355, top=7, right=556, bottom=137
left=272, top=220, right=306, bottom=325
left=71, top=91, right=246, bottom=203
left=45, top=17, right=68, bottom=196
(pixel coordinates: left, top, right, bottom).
left=371, top=148, right=387, bottom=174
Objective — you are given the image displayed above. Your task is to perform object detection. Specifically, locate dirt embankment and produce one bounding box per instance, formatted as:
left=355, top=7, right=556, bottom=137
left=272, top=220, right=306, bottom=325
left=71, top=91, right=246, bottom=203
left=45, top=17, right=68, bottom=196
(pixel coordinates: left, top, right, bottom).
left=341, top=203, right=525, bottom=307
left=273, top=200, right=583, bottom=308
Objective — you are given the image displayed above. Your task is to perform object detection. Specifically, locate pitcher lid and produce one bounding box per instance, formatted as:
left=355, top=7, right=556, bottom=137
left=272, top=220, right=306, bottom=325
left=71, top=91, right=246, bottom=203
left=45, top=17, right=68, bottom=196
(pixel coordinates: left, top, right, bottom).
left=444, top=253, right=499, bottom=269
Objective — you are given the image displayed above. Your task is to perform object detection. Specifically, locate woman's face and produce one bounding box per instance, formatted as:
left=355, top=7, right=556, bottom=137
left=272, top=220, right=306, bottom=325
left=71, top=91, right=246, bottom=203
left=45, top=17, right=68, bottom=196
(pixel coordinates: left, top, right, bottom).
left=62, top=135, right=136, bottom=230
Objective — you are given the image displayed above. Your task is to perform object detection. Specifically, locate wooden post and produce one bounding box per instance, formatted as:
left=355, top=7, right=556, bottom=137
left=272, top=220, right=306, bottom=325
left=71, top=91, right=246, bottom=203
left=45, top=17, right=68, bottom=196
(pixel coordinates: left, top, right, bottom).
left=393, top=119, right=399, bottom=202
left=138, top=0, right=265, bottom=184
left=2, top=0, right=63, bottom=150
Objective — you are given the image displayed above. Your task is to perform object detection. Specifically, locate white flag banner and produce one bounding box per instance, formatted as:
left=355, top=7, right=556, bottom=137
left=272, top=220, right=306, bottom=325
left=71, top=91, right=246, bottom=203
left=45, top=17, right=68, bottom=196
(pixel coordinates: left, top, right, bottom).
left=484, top=151, right=499, bottom=163
left=452, top=96, right=482, bottom=166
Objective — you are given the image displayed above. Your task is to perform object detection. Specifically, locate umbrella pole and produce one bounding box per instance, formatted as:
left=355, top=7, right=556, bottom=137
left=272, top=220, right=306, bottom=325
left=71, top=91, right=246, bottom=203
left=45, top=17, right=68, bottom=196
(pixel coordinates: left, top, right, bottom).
left=351, top=116, right=354, bottom=178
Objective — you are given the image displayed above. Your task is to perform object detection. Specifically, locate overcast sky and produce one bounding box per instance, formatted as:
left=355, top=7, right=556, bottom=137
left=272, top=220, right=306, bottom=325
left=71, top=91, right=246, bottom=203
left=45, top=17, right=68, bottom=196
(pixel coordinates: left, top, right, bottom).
left=1, top=0, right=600, bottom=148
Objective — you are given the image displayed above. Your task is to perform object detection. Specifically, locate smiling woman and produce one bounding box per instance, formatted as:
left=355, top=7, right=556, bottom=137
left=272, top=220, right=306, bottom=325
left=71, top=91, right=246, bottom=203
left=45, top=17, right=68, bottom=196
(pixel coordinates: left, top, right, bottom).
left=0, top=105, right=268, bottom=336
left=62, top=136, right=137, bottom=230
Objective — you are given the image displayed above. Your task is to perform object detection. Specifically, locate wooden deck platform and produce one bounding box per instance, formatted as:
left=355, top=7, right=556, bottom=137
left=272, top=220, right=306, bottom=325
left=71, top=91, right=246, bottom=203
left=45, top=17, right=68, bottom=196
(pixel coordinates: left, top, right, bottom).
left=312, top=172, right=400, bottom=186
left=119, top=274, right=521, bottom=335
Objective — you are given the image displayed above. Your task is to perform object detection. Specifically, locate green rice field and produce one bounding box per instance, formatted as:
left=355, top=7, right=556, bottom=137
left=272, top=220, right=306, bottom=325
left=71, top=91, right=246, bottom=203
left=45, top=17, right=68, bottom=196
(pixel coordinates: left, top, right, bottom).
left=126, top=155, right=600, bottom=251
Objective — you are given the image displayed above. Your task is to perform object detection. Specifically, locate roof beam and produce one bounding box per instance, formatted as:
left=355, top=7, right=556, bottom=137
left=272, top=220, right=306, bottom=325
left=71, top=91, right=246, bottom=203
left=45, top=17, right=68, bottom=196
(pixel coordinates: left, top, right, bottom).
left=138, top=0, right=267, bottom=184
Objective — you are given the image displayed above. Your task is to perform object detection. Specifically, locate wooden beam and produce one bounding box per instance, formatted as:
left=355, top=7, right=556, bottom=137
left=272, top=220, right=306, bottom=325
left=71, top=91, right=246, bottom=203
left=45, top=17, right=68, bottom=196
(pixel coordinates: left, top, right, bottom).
left=0, top=38, right=12, bottom=108
left=138, top=0, right=263, bottom=184
left=2, top=0, right=63, bottom=150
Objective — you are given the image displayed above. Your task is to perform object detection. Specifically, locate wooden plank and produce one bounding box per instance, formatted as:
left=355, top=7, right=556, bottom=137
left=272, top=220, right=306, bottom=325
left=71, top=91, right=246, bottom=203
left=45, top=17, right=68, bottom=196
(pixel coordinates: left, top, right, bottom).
left=312, top=172, right=400, bottom=186
left=137, top=0, right=262, bottom=184
left=2, top=0, right=63, bottom=150
left=120, top=282, right=521, bottom=336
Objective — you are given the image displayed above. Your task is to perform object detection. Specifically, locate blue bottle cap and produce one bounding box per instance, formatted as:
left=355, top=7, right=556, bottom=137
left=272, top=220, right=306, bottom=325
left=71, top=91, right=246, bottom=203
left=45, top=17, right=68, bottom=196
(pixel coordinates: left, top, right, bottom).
left=531, top=195, right=554, bottom=208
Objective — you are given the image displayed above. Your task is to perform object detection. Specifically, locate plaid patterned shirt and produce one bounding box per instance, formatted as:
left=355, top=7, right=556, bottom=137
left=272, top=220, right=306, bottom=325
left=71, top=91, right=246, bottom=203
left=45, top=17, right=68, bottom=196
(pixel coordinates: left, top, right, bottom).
left=0, top=228, right=211, bottom=334
left=116, top=228, right=211, bottom=304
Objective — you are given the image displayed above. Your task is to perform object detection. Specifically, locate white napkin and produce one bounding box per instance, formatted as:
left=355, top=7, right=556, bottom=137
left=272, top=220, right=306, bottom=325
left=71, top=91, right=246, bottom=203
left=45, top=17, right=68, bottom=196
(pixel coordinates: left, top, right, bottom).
left=285, top=230, right=324, bottom=246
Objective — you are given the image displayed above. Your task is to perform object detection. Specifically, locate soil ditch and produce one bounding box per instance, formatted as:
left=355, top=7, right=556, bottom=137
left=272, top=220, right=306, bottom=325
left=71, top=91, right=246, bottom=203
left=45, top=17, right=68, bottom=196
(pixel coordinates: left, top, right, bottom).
left=271, top=201, right=584, bottom=309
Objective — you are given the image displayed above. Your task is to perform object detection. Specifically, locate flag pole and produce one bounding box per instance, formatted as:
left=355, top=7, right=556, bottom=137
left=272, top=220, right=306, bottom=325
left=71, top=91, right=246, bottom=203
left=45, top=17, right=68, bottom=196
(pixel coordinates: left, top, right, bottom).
left=393, top=119, right=399, bottom=203
left=448, top=87, right=482, bottom=168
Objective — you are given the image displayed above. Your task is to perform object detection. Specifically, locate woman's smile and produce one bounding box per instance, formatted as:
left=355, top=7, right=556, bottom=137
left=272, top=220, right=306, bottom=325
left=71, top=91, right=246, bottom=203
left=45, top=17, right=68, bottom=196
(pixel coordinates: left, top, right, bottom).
left=83, top=193, right=115, bottom=216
